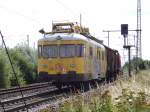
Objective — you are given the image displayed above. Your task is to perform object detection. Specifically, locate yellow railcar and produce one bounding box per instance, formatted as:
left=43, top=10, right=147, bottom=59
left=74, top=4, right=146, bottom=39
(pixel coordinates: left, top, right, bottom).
left=38, top=22, right=107, bottom=88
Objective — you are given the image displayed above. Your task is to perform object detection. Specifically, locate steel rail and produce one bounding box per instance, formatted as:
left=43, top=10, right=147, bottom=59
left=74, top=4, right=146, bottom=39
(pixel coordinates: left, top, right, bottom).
left=1, top=87, right=69, bottom=112
left=4, top=94, right=63, bottom=112
left=0, top=82, right=51, bottom=94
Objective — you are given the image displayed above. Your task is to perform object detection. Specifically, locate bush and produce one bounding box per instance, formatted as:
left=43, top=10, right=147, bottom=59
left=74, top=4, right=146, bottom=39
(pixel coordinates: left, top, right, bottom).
left=123, top=57, right=150, bottom=71
left=59, top=91, right=115, bottom=112
left=0, top=48, right=26, bottom=88
left=0, top=49, right=9, bottom=88
left=10, top=43, right=38, bottom=84
left=0, top=42, right=38, bottom=88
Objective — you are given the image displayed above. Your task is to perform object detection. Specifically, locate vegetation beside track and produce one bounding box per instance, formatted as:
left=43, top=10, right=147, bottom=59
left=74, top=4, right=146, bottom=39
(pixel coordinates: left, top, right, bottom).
left=123, top=57, right=150, bottom=70
left=0, top=43, right=38, bottom=88
left=39, top=70, right=150, bottom=112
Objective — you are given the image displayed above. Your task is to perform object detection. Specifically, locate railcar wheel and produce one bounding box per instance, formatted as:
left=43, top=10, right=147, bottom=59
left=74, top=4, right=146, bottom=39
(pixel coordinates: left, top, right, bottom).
left=94, top=80, right=99, bottom=88
left=113, top=74, right=117, bottom=81
left=106, top=76, right=110, bottom=83
left=56, top=84, right=62, bottom=89
left=83, top=82, right=90, bottom=91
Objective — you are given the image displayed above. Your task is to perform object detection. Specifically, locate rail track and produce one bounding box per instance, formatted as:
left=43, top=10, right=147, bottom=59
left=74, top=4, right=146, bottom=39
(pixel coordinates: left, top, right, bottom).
left=0, top=82, right=53, bottom=100
left=0, top=82, right=71, bottom=112
left=0, top=80, right=111, bottom=112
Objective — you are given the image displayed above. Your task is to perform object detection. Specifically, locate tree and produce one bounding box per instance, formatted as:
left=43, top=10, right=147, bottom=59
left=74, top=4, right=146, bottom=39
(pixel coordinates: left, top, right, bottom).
left=0, top=42, right=38, bottom=88
left=0, top=50, right=8, bottom=88
left=11, top=43, right=38, bottom=84
left=123, top=57, right=150, bottom=71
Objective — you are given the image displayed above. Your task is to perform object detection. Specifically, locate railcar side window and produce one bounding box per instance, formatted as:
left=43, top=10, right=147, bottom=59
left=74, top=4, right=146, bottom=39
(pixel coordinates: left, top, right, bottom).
left=97, top=50, right=99, bottom=59
left=97, top=49, right=101, bottom=60
left=43, top=45, right=58, bottom=58
left=89, top=47, right=93, bottom=57
left=102, top=51, right=104, bottom=60
left=76, top=45, right=84, bottom=57
left=99, top=51, right=101, bottom=60
left=38, top=46, right=42, bottom=58
left=60, top=45, right=75, bottom=57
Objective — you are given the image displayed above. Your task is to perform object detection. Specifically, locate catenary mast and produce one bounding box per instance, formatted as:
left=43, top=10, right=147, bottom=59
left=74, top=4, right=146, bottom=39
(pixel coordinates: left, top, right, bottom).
left=136, top=0, right=142, bottom=58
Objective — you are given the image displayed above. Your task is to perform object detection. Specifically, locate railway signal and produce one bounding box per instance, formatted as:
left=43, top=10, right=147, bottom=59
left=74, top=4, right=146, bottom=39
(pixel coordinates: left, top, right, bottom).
left=121, top=24, right=133, bottom=77
left=121, top=24, right=128, bottom=35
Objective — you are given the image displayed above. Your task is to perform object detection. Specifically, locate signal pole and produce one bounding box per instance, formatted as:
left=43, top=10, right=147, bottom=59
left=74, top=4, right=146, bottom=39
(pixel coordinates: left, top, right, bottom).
left=121, top=24, right=136, bottom=77
left=123, top=45, right=133, bottom=77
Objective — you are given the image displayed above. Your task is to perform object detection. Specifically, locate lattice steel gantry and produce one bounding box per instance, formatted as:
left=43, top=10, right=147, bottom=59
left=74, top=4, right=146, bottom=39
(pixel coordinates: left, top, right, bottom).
left=136, top=0, right=142, bottom=58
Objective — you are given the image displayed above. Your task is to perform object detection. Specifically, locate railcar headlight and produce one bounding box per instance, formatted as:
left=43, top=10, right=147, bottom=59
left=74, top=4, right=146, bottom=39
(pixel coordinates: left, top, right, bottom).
left=41, top=64, right=48, bottom=68
left=70, top=64, right=76, bottom=68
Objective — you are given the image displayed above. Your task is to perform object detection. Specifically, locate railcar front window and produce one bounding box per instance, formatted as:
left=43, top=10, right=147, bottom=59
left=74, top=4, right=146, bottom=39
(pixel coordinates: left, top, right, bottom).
left=42, top=44, right=84, bottom=58
left=43, top=45, right=58, bottom=58
left=60, top=45, right=75, bottom=57
left=59, top=44, right=84, bottom=57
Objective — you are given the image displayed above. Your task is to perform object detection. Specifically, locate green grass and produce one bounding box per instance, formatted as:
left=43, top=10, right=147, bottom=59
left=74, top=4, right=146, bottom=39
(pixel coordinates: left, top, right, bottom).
left=39, top=70, right=150, bottom=112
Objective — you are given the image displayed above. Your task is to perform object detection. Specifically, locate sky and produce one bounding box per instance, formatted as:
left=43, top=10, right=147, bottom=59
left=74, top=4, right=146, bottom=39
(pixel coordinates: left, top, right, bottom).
left=0, top=0, right=150, bottom=64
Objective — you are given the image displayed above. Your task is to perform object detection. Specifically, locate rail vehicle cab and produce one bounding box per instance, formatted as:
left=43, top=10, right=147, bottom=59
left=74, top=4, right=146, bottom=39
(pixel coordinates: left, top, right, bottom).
left=38, top=33, right=87, bottom=82
left=38, top=22, right=107, bottom=87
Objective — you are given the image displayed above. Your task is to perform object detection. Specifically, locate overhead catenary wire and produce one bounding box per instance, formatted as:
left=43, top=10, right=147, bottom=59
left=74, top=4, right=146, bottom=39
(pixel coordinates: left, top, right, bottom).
left=0, top=31, right=29, bottom=112
left=0, top=4, right=43, bottom=27
left=54, top=0, right=80, bottom=22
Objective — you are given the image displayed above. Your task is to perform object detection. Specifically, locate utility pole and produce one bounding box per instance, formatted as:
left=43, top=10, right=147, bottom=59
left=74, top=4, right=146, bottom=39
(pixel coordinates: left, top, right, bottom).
left=103, top=30, right=120, bottom=47
left=27, top=35, right=29, bottom=47
left=103, top=29, right=138, bottom=47
left=33, top=42, right=35, bottom=51
left=0, top=31, right=29, bottom=112
left=1, top=36, right=3, bottom=48
left=80, top=13, right=82, bottom=27
left=103, top=30, right=110, bottom=47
